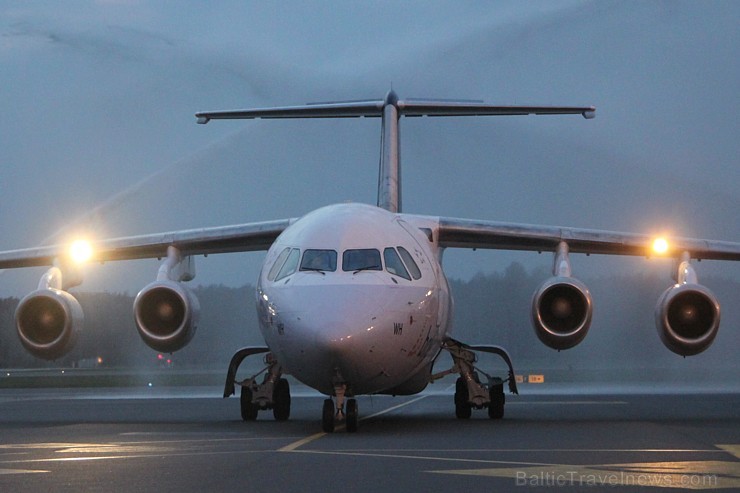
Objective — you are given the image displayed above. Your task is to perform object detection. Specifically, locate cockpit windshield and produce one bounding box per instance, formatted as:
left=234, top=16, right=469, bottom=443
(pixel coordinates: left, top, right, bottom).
left=342, top=249, right=382, bottom=272
left=384, top=247, right=411, bottom=280
left=269, top=246, right=422, bottom=281
left=397, top=246, right=422, bottom=280
left=274, top=248, right=300, bottom=281
left=300, top=249, right=337, bottom=272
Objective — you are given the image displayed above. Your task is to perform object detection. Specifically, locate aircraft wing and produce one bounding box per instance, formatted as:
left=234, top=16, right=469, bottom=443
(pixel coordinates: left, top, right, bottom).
left=434, top=217, right=740, bottom=261
left=0, top=219, right=293, bottom=269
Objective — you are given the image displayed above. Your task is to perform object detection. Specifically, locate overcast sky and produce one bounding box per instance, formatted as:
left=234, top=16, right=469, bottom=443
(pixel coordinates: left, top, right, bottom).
left=0, top=0, right=738, bottom=298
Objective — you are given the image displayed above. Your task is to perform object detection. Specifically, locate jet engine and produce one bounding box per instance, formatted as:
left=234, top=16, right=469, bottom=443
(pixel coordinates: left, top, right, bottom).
left=531, top=276, right=593, bottom=350
left=655, top=283, right=719, bottom=356
left=134, top=279, right=200, bottom=353
left=15, top=288, right=83, bottom=360
left=530, top=241, right=593, bottom=350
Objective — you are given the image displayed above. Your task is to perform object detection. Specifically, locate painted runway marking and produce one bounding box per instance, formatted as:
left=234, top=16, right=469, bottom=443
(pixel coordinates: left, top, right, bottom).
left=331, top=448, right=732, bottom=454
left=0, top=437, right=291, bottom=453
left=278, top=389, right=627, bottom=453
left=278, top=432, right=328, bottom=453
left=0, top=468, right=49, bottom=475
left=718, top=444, right=740, bottom=460
left=508, top=400, right=628, bottom=405
left=278, top=393, right=434, bottom=452
left=285, top=444, right=740, bottom=490
left=0, top=449, right=270, bottom=464
left=430, top=460, right=740, bottom=490
left=0, top=436, right=304, bottom=465
left=288, top=448, right=557, bottom=467
left=426, top=444, right=740, bottom=490
left=361, top=394, right=431, bottom=420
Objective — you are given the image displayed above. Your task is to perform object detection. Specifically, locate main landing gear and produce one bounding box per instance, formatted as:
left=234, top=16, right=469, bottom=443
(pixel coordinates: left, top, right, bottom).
left=432, top=338, right=518, bottom=420
left=223, top=347, right=291, bottom=422
left=322, top=382, right=358, bottom=433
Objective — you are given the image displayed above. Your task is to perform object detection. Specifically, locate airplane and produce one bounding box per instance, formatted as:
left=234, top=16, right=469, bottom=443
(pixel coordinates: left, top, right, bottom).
left=1, top=90, right=739, bottom=433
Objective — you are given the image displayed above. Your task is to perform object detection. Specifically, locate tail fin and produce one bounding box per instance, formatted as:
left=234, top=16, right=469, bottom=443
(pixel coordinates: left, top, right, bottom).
left=196, top=92, right=595, bottom=213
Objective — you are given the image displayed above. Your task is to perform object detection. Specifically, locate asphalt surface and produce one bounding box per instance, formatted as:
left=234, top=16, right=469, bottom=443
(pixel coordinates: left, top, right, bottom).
left=0, top=381, right=738, bottom=492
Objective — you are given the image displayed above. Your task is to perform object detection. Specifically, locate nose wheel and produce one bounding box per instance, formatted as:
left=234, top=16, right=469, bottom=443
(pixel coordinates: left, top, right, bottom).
left=322, top=399, right=335, bottom=432
left=321, top=383, right=358, bottom=433
left=345, top=398, right=358, bottom=432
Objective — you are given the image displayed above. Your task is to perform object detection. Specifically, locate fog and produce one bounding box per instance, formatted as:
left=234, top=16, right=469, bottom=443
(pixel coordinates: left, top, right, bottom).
left=0, top=1, right=737, bottom=378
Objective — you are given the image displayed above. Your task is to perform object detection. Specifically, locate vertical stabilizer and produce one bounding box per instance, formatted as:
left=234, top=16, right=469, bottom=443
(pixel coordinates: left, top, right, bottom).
left=377, top=91, right=401, bottom=213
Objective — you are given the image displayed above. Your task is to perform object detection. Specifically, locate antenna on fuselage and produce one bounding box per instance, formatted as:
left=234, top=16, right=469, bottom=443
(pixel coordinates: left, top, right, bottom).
left=195, top=94, right=595, bottom=215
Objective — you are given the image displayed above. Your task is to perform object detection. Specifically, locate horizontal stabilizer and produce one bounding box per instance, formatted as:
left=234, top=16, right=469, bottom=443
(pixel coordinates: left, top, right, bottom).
left=196, top=93, right=595, bottom=123
left=196, top=100, right=385, bottom=123
left=398, top=100, right=595, bottom=119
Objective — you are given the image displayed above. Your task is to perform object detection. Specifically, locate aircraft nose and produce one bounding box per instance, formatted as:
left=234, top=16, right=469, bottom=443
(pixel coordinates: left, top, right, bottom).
left=290, top=284, right=391, bottom=343
left=273, top=284, right=399, bottom=389
left=262, top=280, right=438, bottom=395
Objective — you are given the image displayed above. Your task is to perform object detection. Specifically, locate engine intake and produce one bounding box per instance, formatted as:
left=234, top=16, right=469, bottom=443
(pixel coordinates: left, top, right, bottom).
left=655, top=283, right=719, bottom=356
left=15, top=288, right=83, bottom=360
left=531, top=277, right=593, bottom=350
left=134, top=280, right=200, bottom=353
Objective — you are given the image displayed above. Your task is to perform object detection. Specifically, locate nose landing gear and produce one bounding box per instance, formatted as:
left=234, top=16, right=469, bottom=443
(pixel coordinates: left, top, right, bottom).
left=322, top=382, right=358, bottom=433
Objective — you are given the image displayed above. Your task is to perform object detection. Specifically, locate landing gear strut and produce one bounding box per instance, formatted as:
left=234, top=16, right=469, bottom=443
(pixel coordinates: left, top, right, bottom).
left=321, top=381, right=358, bottom=433
left=433, top=338, right=517, bottom=420
left=224, top=347, right=291, bottom=422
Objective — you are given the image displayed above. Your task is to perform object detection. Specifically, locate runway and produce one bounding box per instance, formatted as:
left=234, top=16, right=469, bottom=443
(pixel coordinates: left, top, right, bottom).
left=0, top=381, right=738, bottom=492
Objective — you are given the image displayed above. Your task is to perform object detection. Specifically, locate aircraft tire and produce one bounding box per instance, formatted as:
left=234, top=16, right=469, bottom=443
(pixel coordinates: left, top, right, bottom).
left=454, top=377, right=472, bottom=419
left=488, top=378, right=505, bottom=419
left=346, top=398, right=358, bottom=433
left=240, top=386, right=258, bottom=421
left=322, top=398, right=335, bottom=433
left=273, top=378, right=291, bottom=421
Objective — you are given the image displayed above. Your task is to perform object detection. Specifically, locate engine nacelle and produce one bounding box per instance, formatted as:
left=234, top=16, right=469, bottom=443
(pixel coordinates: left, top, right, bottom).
left=133, top=280, right=200, bottom=353
left=655, top=283, right=719, bottom=356
left=15, top=288, right=83, bottom=360
left=531, top=277, right=593, bottom=350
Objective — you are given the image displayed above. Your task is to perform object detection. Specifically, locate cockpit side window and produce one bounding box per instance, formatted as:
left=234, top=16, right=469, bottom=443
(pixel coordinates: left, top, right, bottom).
left=267, top=247, right=292, bottom=281
left=300, top=249, right=337, bottom=272
left=384, top=248, right=411, bottom=280
left=342, top=249, right=382, bottom=272
left=397, top=246, right=422, bottom=280
left=275, top=248, right=300, bottom=281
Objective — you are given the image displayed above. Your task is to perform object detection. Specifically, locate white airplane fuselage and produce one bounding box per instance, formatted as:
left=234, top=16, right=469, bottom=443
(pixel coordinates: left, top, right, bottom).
left=256, top=203, right=452, bottom=396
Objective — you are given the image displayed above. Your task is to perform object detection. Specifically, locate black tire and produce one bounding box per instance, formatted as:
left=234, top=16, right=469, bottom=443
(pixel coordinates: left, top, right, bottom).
left=488, top=378, right=505, bottom=420
left=346, top=398, right=358, bottom=433
left=322, top=398, right=335, bottom=433
left=240, top=386, right=258, bottom=421
left=272, top=378, right=291, bottom=421
left=454, top=377, right=472, bottom=419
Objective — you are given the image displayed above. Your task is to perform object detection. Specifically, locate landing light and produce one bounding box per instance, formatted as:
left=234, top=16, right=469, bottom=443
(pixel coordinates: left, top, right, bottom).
left=69, top=240, right=93, bottom=264
left=652, top=237, right=669, bottom=255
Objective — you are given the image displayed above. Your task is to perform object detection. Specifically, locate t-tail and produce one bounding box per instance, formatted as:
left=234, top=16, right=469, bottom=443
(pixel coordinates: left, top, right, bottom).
left=195, top=90, right=595, bottom=213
